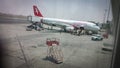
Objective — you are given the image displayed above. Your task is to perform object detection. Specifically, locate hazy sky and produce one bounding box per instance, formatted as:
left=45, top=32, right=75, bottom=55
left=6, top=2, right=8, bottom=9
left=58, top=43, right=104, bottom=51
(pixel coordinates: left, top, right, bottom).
left=0, top=0, right=112, bottom=23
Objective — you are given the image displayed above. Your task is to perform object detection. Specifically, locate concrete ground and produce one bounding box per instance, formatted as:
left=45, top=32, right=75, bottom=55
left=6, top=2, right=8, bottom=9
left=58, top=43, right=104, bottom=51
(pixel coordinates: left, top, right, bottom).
left=0, top=18, right=113, bottom=68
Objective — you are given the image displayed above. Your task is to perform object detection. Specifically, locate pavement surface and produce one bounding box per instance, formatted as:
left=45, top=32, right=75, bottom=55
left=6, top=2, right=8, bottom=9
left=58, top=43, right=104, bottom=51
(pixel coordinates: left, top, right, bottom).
left=0, top=18, right=114, bottom=68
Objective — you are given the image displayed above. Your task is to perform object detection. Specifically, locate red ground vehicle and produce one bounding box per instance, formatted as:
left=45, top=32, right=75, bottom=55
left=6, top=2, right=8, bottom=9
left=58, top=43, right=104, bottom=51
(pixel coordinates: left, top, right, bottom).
left=103, top=33, right=109, bottom=38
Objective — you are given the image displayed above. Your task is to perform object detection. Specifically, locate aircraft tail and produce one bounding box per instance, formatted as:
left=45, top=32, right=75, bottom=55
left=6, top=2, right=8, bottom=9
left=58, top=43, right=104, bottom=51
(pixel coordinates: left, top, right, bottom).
left=33, top=5, right=43, bottom=17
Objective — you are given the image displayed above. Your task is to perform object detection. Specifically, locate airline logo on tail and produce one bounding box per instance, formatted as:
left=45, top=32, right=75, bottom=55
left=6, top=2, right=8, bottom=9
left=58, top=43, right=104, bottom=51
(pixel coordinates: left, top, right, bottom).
left=33, top=5, right=43, bottom=17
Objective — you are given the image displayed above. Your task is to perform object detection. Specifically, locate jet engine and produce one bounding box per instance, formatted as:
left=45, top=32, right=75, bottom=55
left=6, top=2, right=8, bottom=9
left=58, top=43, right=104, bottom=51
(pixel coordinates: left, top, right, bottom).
left=65, top=26, right=74, bottom=32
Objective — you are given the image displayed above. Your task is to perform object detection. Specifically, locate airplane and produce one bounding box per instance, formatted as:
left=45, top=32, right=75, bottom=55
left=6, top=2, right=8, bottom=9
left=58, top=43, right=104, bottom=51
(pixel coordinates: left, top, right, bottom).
left=27, top=5, right=100, bottom=34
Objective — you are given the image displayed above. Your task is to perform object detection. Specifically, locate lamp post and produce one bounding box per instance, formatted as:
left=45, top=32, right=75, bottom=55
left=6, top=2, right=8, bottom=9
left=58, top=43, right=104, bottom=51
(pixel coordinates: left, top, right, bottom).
left=103, top=9, right=107, bottom=23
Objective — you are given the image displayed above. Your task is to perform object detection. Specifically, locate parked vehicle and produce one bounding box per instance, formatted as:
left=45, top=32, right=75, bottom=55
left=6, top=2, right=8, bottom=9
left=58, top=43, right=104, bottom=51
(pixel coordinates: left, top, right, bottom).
left=91, top=34, right=103, bottom=41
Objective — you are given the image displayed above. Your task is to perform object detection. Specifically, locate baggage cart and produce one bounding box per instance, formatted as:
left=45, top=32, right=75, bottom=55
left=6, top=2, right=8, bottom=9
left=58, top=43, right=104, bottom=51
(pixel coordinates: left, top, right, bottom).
left=46, top=38, right=63, bottom=64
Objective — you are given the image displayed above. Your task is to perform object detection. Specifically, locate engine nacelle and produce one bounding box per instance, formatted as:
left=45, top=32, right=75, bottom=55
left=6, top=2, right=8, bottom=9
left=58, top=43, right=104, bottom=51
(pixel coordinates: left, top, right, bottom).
left=65, top=26, right=74, bottom=32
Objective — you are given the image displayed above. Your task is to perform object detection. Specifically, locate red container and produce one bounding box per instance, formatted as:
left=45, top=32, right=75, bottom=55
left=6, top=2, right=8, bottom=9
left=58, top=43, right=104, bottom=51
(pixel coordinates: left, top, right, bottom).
left=46, top=39, right=52, bottom=46
left=46, top=38, right=60, bottom=46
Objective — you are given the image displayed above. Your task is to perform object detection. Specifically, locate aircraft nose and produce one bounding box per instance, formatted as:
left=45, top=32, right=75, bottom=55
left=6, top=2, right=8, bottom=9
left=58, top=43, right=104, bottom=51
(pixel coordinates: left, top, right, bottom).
left=96, top=26, right=100, bottom=30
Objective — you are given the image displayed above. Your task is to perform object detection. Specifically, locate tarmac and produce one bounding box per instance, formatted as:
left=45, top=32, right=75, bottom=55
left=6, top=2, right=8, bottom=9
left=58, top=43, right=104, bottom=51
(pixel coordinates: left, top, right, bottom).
left=0, top=18, right=114, bottom=68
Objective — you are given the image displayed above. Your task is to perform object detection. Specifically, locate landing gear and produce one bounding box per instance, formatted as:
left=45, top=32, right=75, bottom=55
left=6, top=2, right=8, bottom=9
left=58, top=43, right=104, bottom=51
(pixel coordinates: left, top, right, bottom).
left=71, top=27, right=84, bottom=36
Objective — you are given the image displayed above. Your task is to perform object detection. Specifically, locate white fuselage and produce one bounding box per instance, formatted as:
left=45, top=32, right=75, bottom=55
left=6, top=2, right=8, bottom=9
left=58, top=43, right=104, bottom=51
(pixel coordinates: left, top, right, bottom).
left=41, top=17, right=100, bottom=32
left=28, top=16, right=100, bottom=32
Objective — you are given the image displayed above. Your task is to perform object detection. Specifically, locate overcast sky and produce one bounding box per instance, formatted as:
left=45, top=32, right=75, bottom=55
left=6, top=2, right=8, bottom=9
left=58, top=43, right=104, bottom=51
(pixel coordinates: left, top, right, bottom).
left=0, top=0, right=112, bottom=23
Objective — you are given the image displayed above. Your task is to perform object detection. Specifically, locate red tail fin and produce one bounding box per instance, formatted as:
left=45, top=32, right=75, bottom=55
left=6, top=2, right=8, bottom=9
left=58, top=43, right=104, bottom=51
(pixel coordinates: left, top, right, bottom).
left=33, top=5, right=43, bottom=17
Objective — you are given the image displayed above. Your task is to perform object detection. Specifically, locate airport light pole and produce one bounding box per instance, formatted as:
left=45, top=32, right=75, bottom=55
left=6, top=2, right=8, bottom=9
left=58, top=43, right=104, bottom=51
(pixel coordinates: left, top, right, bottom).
left=103, top=9, right=107, bottom=23
left=106, top=0, right=111, bottom=23
left=103, top=0, right=111, bottom=23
